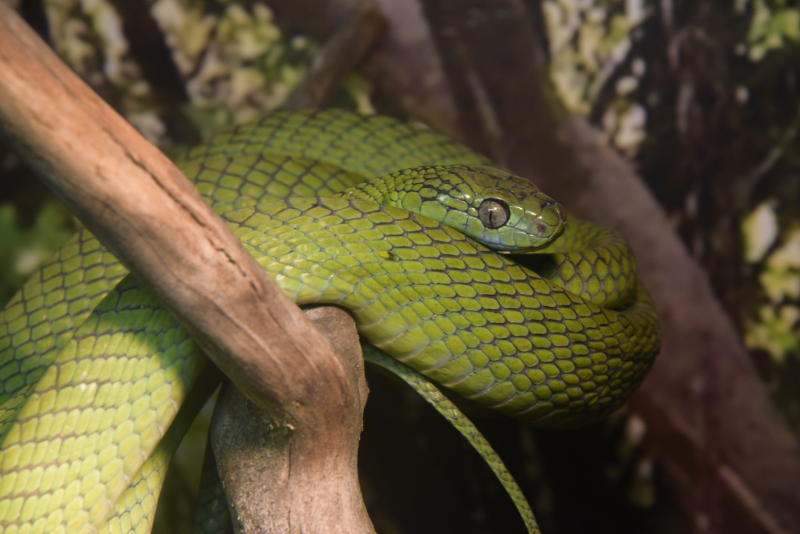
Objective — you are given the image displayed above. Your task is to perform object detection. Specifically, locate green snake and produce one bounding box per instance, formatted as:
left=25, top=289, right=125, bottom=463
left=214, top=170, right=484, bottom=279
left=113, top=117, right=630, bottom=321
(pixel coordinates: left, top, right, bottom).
left=0, top=109, right=660, bottom=532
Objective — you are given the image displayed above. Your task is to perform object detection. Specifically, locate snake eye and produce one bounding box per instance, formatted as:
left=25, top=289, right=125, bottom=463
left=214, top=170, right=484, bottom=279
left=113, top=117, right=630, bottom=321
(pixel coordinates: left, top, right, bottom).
left=478, top=198, right=510, bottom=229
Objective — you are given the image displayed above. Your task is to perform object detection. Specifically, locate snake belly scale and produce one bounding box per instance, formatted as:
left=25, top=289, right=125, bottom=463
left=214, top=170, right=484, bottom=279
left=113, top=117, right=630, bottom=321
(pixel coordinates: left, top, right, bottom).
left=0, top=109, right=660, bottom=532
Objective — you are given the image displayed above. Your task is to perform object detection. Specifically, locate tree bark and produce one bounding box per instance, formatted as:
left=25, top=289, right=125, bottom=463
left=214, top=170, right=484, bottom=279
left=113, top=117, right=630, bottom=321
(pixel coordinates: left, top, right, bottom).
left=212, top=307, right=372, bottom=534
left=0, top=6, right=374, bottom=533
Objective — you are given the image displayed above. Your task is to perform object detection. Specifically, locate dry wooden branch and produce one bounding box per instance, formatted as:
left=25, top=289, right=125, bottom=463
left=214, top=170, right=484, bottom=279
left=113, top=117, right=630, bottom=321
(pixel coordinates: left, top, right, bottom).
left=213, top=307, right=371, bottom=534
left=0, top=6, right=373, bottom=533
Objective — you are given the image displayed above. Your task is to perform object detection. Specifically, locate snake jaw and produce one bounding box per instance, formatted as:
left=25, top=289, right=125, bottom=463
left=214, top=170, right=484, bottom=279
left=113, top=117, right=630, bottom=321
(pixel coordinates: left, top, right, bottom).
left=524, top=193, right=565, bottom=239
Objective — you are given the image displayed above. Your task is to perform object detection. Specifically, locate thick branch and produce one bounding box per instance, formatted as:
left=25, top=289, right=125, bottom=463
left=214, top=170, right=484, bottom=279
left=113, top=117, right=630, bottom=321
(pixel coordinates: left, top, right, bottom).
left=213, top=307, right=372, bottom=534
left=0, top=6, right=372, bottom=533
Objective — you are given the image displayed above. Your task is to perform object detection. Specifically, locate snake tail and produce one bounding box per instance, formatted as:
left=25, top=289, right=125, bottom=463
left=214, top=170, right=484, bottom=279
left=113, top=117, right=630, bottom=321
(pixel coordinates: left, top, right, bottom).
left=364, top=347, right=541, bottom=534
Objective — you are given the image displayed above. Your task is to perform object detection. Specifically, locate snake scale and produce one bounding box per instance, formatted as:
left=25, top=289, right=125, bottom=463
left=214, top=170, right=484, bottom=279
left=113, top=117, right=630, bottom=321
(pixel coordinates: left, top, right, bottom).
left=0, top=109, right=660, bottom=532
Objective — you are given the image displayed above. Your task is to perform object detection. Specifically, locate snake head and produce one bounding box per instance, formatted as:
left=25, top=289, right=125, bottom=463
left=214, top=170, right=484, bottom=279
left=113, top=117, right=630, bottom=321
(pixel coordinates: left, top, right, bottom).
left=426, top=165, right=566, bottom=252
left=348, top=164, right=566, bottom=252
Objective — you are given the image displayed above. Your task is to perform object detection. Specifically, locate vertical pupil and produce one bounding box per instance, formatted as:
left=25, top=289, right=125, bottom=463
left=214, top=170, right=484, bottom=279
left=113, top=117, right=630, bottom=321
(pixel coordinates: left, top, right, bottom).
left=479, top=199, right=508, bottom=229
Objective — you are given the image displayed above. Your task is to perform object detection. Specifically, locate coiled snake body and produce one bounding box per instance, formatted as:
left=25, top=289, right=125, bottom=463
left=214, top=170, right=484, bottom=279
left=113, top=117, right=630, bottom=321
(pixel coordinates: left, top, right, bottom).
left=0, top=110, right=659, bottom=532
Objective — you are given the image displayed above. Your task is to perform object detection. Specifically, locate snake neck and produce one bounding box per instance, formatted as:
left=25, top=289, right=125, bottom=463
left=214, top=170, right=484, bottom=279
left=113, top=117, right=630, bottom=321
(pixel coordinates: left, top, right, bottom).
left=339, top=166, right=427, bottom=206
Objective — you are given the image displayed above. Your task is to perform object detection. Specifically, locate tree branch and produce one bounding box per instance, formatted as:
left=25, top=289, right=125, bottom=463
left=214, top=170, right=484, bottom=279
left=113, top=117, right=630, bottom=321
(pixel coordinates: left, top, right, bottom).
left=213, top=307, right=371, bottom=534
left=0, top=5, right=373, bottom=532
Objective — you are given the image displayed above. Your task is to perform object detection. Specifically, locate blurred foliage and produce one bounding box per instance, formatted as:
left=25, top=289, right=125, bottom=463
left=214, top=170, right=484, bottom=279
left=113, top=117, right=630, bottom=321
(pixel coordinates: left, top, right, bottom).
left=0, top=198, right=75, bottom=303
left=153, top=1, right=314, bottom=132
left=746, top=0, right=800, bottom=60
left=741, top=1, right=800, bottom=395
left=745, top=213, right=800, bottom=362
left=44, top=0, right=319, bottom=143
left=542, top=0, right=648, bottom=155
left=543, top=0, right=800, bottom=432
